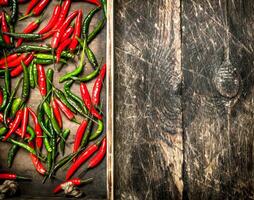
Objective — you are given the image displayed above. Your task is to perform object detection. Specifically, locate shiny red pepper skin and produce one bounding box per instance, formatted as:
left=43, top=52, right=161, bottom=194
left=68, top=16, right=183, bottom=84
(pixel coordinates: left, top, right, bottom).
left=52, top=99, right=62, bottom=128
left=56, top=38, right=71, bottom=63
left=25, top=0, right=40, bottom=15
left=51, top=10, right=79, bottom=49
left=0, top=89, right=3, bottom=106
left=2, top=109, right=23, bottom=142
left=29, top=142, right=47, bottom=175
left=69, top=9, right=83, bottom=52
left=60, top=26, right=74, bottom=42
left=53, top=178, right=84, bottom=193
left=0, top=54, right=19, bottom=65
left=33, top=0, right=50, bottom=16
left=66, top=142, right=99, bottom=180
left=74, top=0, right=101, bottom=6
left=21, top=107, right=29, bottom=138
left=11, top=53, right=34, bottom=77
left=73, top=120, right=88, bottom=153
left=0, top=0, right=8, bottom=6
left=16, top=18, right=41, bottom=47
left=15, top=128, right=31, bottom=140
left=37, top=64, right=47, bottom=96
left=1, top=13, right=11, bottom=44
left=28, top=107, right=42, bottom=150
left=0, top=53, right=27, bottom=69
left=38, top=5, right=61, bottom=34
left=80, top=83, right=103, bottom=120
left=54, top=98, right=75, bottom=120
left=88, top=137, right=106, bottom=168
left=92, top=64, right=106, bottom=106
left=53, top=0, right=71, bottom=30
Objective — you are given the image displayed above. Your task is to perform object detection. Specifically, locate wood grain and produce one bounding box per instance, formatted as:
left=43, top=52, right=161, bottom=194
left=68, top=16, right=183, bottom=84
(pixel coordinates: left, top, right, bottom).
left=114, top=0, right=182, bottom=199
left=182, top=0, right=254, bottom=199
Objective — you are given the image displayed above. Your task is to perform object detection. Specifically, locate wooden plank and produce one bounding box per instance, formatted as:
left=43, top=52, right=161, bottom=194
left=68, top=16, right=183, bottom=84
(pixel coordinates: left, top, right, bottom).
left=182, top=0, right=254, bottom=199
left=114, top=0, right=182, bottom=199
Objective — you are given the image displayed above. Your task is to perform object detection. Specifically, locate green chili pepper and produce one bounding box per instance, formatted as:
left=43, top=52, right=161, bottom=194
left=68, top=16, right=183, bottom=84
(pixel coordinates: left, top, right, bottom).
left=7, top=138, right=36, bottom=155
left=65, top=95, right=87, bottom=117
left=0, top=127, right=8, bottom=137
left=82, top=7, right=101, bottom=38
left=101, top=0, right=107, bottom=17
left=46, top=68, right=54, bottom=102
left=48, top=122, right=56, bottom=165
left=37, top=103, right=52, bottom=137
left=53, top=88, right=77, bottom=114
left=87, top=17, right=106, bottom=44
left=60, top=129, right=70, bottom=155
left=0, top=87, right=8, bottom=111
left=4, top=63, right=11, bottom=96
left=7, top=144, right=19, bottom=168
left=81, top=120, right=93, bottom=147
left=89, top=120, right=104, bottom=140
left=33, top=62, right=38, bottom=86
left=29, top=62, right=35, bottom=88
left=21, top=61, right=30, bottom=102
left=50, top=107, right=62, bottom=135
left=46, top=151, right=52, bottom=171
left=3, top=32, right=41, bottom=39
left=35, top=54, right=67, bottom=63
left=58, top=41, right=86, bottom=83
left=5, top=13, right=14, bottom=40
left=10, top=0, right=18, bottom=24
left=43, top=101, right=52, bottom=119
left=27, top=125, right=36, bottom=142
left=73, top=66, right=100, bottom=82
left=33, top=58, right=67, bottom=65
left=7, top=45, right=74, bottom=59
left=43, top=132, right=52, bottom=153
left=10, top=97, right=23, bottom=117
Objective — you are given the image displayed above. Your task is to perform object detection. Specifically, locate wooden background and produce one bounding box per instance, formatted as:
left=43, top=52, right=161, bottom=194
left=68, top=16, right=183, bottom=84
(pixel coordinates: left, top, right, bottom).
left=114, top=0, right=254, bottom=199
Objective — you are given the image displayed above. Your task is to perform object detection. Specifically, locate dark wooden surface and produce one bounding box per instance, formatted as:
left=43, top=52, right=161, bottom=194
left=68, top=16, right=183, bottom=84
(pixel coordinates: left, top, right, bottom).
left=114, top=0, right=253, bottom=199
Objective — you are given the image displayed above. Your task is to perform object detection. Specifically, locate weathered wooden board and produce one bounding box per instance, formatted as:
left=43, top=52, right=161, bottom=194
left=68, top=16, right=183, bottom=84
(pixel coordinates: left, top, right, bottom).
left=114, top=0, right=183, bottom=199
left=182, top=0, right=254, bottom=199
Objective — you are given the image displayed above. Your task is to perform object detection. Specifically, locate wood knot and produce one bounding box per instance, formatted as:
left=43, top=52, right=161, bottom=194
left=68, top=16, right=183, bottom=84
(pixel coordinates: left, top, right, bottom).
left=213, top=61, right=241, bottom=98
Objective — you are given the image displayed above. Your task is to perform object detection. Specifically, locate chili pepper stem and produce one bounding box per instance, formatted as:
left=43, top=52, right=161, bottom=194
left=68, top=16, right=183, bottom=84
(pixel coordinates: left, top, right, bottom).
left=71, top=118, right=80, bottom=124
left=16, top=175, right=32, bottom=181
left=19, top=13, right=32, bottom=21
left=79, top=177, right=93, bottom=184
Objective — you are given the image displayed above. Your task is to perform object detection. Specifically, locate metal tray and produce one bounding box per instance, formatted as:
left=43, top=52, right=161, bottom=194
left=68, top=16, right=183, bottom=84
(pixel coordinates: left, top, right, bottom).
left=0, top=1, right=114, bottom=199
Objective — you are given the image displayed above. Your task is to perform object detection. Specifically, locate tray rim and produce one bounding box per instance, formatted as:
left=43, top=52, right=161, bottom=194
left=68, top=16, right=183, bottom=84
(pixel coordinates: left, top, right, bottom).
left=106, top=1, right=114, bottom=200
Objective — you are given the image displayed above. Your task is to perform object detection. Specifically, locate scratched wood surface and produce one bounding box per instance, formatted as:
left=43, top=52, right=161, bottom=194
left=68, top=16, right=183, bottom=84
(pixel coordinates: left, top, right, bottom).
left=0, top=2, right=106, bottom=199
left=182, top=0, right=254, bottom=199
left=114, top=0, right=183, bottom=199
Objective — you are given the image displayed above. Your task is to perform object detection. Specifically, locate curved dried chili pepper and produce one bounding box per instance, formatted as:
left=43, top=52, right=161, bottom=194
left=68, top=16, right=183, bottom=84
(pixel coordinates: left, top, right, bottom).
left=73, top=120, right=88, bottom=154
left=91, top=64, right=106, bottom=106
left=56, top=38, right=71, bottom=63
left=52, top=98, right=62, bottom=128
left=38, top=5, right=61, bottom=34
left=69, top=9, right=83, bottom=52
left=37, top=64, right=47, bottom=96
left=2, top=109, right=23, bottom=142
left=80, top=83, right=102, bottom=120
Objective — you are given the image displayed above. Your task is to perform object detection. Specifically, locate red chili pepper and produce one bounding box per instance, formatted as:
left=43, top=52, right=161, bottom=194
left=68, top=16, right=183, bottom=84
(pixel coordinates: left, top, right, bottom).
left=66, top=141, right=99, bottom=180
left=16, top=17, right=42, bottom=47
left=73, top=120, right=88, bottom=154
left=80, top=83, right=103, bottom=120
left=11, top=53, right=34, bottom=77
left=53, top=178, right=92, bottom=193
left=25, top=0, right=40, bottom=15
left=54, top=97, right=76, bottom=121
left=0, top=0, right=9, bottom=6
left=2, top=109, right=23, bottom=142
left=52, top=99, right=62, bottom=128
left=60, top=26, right=74, bottom=42
left=21, top=107, right=29, bottom=139
left=28, top=142, right=47, bottom=175
left=0, top=53, right=27, bottom=69
left=69, top=9, right=83, bottom=52
left=15, top=128, right=31, bottom=140
left=32, top=0, right=50, bottom=16
left=56, top=38, right=71, bottom=63
left=53, top=0, right=71, bottom=30
left=28, top=107, right=42, bottom=150
left=37, top=64, right=47, bottom=96
left=0, top=54, right=19, bottom=65
left=38, top=5, right=61, bottom=34
left=0, top=173, right=30, bottom=180
left=87, top=137, right=106, bottom=169
left=92, top=64, right=106, bottom=106
left=51, top=10, right=78, bottom=49
left=1, top=12, right=11, bottom=44
left=75, top=0, right=101, bottom=6
left=0, top=113, right=11, bottom=124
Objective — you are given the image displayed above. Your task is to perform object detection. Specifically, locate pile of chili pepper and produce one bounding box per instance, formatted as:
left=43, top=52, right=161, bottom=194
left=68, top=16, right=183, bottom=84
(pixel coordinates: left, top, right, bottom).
left=0, top=0, right=107, bottom=197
